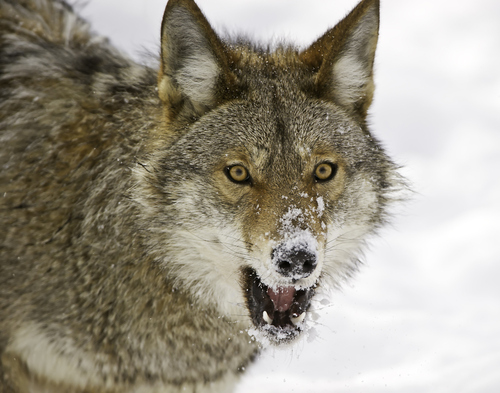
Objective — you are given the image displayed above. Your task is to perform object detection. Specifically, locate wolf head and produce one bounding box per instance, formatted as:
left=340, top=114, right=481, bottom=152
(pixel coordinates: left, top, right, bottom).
left=136, top=0, right=403, bottom=344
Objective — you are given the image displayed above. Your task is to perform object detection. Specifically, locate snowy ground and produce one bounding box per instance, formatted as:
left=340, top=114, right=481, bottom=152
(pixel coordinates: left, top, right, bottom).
left=81, top=0, right=500, bottom=391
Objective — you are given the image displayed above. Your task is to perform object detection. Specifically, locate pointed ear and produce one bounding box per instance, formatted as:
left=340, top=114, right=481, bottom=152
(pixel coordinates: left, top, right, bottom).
left=158, top=0, right=234, bottom=118
left=300, top=0, right=379, bottom=119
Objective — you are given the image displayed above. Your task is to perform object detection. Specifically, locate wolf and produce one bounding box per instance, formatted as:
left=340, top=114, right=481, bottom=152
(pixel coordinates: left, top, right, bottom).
left=0, top=0, right=405, bottom=391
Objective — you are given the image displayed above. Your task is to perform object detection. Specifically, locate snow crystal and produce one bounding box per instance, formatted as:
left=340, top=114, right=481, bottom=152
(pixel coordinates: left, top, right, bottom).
left=275, top=229, right=318, bottom=261
left=316, top=196, right=325, bottom=216
left=247, top=313, right=317, bottom=348
left=247, top=327, right=272, bottom=347
left=279, top=207, right=317, bottom=243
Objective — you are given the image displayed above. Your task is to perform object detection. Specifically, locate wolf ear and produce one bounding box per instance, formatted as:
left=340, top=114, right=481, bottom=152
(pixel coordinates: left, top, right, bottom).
left=300, top=0, right=379, bottom=119
left=158, top=0, right=234, bottom=118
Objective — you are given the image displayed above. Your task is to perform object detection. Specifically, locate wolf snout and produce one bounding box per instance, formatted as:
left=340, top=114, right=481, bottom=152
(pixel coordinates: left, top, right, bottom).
left=271, top=246, right=317, bottom=280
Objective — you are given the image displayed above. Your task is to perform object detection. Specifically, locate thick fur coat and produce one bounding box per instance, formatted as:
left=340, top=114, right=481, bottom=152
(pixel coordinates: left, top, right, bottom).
left=0, top=0, right=404, bottom=392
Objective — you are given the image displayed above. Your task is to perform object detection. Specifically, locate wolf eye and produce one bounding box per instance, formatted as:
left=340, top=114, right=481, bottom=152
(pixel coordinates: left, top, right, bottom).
left=314, top=163, right=337, bottom=182
left=226, top=165, right=251, bottom=184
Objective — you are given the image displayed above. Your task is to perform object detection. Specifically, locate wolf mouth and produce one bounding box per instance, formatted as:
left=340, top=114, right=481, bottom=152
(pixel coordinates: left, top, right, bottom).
left=242, top=268, right=315, bottom=342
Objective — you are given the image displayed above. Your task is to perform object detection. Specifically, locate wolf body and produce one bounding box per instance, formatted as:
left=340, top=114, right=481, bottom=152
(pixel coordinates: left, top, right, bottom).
left=0, top=0, right=404, bottom=392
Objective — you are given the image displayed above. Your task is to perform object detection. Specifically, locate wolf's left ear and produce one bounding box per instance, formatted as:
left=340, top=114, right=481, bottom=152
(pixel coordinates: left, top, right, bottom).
left=300, top=0, right=379, bottom=119
left=158, top=0, right=235, bottom=119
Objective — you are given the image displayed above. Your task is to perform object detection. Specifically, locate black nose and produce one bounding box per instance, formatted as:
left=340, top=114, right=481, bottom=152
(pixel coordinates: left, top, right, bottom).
left=272, top=247, right=317, bottom=279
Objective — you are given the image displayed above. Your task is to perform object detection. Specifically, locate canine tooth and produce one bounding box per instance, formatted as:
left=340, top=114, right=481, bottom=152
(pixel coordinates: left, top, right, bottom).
left=291, top=312, right=306, bottom=325
left=263, top=311, right=273, bottom=324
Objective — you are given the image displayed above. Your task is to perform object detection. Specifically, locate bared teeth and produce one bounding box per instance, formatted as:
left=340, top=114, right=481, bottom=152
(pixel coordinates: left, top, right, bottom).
left=263, top=310, right=273, bottom=324
left=291, top=312, right=306, bottom=325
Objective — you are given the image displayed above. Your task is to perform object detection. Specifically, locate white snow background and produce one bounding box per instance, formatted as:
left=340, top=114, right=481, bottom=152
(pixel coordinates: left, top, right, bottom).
left=80, top=0, right=500, bottom=392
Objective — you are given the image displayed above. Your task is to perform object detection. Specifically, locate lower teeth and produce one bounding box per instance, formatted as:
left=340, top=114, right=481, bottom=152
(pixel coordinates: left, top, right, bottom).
left=291, top=312, right=306, bottom=325
left=262, top=310, right=306, bottom=326
left=263, top=310, right=273, bottom=324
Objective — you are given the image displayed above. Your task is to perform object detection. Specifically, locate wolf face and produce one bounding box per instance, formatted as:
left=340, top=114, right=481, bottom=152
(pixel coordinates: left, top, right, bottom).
left=137, top=0, right=403, bottom=344
left=0, top=0, right=405, bottom=390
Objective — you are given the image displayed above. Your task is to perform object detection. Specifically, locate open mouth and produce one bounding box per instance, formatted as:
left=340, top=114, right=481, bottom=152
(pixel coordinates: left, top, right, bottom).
left=242, top=267, right=315, bottom=343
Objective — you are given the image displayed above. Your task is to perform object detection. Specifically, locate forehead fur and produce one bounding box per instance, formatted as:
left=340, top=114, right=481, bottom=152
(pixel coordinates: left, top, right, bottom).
left=173, top=78, right=362, bottom=165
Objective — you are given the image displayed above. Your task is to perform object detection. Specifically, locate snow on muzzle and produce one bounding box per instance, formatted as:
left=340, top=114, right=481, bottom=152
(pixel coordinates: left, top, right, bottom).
left=271, top=245, right=317, bottom=281
left=242, top=227, right=320, bottom=341
left=272, top=227, right=320, bottom=280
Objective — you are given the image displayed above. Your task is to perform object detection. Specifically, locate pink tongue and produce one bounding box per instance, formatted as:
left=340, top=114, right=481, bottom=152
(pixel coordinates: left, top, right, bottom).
left=267, top=286, right=296, bottom=312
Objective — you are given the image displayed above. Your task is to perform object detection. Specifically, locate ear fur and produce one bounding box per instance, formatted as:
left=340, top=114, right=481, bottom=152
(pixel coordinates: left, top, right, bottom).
left=300, top=0, right=380, bottom=119
left=158, top=0, right=234, bottom=119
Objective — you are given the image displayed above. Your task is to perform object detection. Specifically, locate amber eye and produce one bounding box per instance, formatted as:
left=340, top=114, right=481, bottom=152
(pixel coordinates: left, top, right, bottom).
left=226, top=165, right=250, bottom=184
left=314, top=162, right=337, bottom=182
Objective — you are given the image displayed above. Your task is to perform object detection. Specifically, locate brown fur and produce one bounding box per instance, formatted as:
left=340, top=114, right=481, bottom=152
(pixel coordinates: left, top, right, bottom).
left=0, top=0, right=404, bottom=392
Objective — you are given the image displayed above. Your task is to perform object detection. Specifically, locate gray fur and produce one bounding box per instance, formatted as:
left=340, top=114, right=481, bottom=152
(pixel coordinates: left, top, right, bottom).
left=0, top=0, right=405, bottom=392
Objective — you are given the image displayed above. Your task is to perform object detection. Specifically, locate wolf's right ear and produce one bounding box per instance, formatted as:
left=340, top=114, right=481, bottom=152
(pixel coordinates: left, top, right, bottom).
left=158, top=0, right=235, bottom=119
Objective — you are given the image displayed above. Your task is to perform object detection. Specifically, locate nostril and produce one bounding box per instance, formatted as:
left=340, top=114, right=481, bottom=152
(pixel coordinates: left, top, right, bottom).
left=278, top=260, right=292, bottom=272
left=303, top=259, right=315, bottom=273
